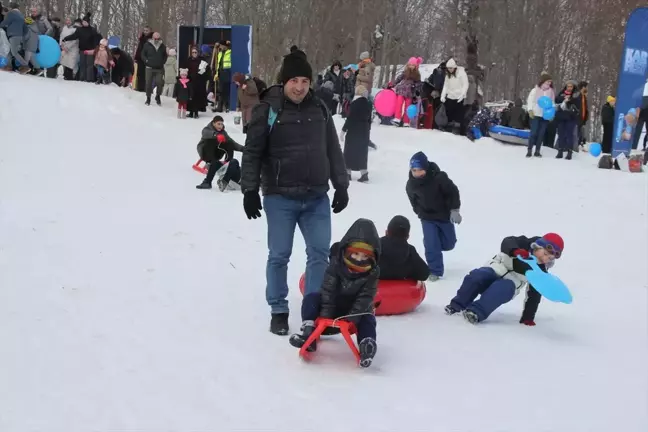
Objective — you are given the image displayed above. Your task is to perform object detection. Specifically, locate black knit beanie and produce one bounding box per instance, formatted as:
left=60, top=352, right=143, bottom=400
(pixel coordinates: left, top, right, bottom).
left=280, top=50, right=312, bottom=84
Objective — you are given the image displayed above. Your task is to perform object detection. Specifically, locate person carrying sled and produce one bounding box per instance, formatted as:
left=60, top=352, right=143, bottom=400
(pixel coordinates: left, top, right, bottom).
left=445, top=233, right=563, bottom=325
left=196, top=115, right=245, bottom=191
left=290, top=218, right=380, bottom=368
left=406, top=152, right=461, bottom=281
left=378, top=215, right=429, bottom=281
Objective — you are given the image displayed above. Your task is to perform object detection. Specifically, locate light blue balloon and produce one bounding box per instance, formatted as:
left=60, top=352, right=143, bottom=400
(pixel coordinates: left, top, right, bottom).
left=543, top=106, right=556, bottom=121
left=0, top=56, right=7, bottom=68
left=589, top=142, right=602, bottom=157
left=538, top=96, right=553, bottom=110
left=35, top=35, right=61, bottom=69
left=406, top=104, right=418, bottom=119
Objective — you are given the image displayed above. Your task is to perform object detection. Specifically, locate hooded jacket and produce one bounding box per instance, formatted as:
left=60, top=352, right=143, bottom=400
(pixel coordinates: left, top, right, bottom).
left=240, top=85, right=349, bottom=197
left=141, top=39, right=168, bottom=69
left=320, top=219, right=381, bottom=320
left=197, top=123, right=244, bottom=163
left=164, top=56, right=177, bottom=84
left=406, top=160, right=461, bottom=222
left=0, top=9, right=26, bottom=38
left=378, top=236, right=429, bottom=281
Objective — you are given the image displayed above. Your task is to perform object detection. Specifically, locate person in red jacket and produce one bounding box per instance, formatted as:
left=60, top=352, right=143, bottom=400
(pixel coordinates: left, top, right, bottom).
left=444, top=233, right=564, bottom=325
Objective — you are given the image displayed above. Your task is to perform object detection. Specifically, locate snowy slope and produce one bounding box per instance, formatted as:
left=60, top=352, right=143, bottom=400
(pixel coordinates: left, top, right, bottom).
left=0, top=74, right=647, bottom=432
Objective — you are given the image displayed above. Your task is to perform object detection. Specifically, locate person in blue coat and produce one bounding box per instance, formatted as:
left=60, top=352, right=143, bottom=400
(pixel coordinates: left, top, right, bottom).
left=0, top=2, right=29, bottom=72
left=405, top=152, right=462, bottom=281
left=445, top=233, right=564, bottom=325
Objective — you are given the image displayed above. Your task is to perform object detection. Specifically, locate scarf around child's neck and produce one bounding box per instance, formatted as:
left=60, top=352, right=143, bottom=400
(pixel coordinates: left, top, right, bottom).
left=179, top=77, right=189, bottom=88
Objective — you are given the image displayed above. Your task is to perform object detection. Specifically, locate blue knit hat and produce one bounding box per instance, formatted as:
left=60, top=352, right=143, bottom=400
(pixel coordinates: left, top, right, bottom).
left=410, top=152, right=429, bottom=170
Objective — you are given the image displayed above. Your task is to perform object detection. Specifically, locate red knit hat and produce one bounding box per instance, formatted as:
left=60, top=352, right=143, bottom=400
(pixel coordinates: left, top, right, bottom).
left=536, top=233, right=564, bottom=258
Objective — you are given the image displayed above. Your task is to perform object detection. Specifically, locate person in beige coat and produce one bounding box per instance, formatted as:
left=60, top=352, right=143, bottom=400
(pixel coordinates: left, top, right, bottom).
left=356, top=51, right=375, bottom=92
left=233, top=72, right=259, bottom=133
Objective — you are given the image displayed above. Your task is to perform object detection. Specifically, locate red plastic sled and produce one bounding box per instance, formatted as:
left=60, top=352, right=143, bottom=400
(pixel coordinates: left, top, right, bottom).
left=299, top=317, right=361, bottom=364
left=298, top=274, right=426, bottom=316
left=192, top=159, right=208, bottom=174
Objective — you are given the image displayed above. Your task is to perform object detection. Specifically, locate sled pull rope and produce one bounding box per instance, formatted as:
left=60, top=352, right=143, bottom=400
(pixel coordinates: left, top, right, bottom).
left=332, top=312, right=374, bottom=327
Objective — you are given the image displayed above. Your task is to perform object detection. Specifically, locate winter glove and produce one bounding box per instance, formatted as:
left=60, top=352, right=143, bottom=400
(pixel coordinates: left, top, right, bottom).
left=243, top=191, right=263, bottom=220
left=338, top=130, right=346, bottom=143
left=520, top=319, right=536, bottom=326
left=217, top=134, right=226, bottom=144
left=528, top=110, right=535, bottom=119
left=449, top=209, right=462, bottom=224
left=512, top=248, right=530, bottom=259
left=331, top=188, right=349, bottom=214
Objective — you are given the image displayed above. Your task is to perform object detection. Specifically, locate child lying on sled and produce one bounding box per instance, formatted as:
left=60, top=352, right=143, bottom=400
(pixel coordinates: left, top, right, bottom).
left=290, top=218, right=381, bottom=368
left=445, top=233, right=564, bottom=325
left=196, top=115, right=245, bottom=191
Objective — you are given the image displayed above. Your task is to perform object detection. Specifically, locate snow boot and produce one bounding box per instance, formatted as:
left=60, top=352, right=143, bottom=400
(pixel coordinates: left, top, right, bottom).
left=526, top=148, right=532, bottom=158
left=358, top=172, right=369, bottom=183
left=289, top=321, right=316, bottom=352
left=444, top=304, right=460, bottom=315
left=358, top=337, right=377, bottom=368
left=196, top=181, right=212, bottom=190
left=556, top=150, right=563, bottom=159
left=18, top=66, right=31, bottom=74
left=217, top=178, right=229, bottom=192
left=177, top=109, right=182, bottom=119
left=463, top=309, right=480, bottom=325
left=145, top=97, right=151, bottom=106
left=187, top=111, right=194, bottom=118
left=427, top=274, right=440, bottom=282
left=533, top=151, right=542, bottom=157
left=566, top=150, right=573, bottom=160
left=155, top=95, right=161, bottom=106
left=270, top=313, right=289, bottom=335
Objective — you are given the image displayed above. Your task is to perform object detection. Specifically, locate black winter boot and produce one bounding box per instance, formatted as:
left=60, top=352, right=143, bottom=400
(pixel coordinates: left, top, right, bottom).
left=270, top=313, right=289, bottom=335
left=533, top=151, right=542, bottom=157
left=155, top=95, right=161, bottom=106
left=444, top=304, right=460, bottom=315
left=358, top=172, right=369, bottom=183
left=556, top=150, right=564, bottom=159
left=566, top=149, right=573, bottom=160
left=526, top=148, right=532, bottom=158
left=359, top=337, right=377, bottom=368
left=145, top=97, right=151, bottom=106
left=196, top=162, right=220, bottom=189
left=289, top=320, right=316, bottom=351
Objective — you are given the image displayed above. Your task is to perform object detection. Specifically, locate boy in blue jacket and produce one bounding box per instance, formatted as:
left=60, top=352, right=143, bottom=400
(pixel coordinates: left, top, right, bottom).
left=445, top=233, right=564, bottom=325
left=406, top=152, right=462, bottom=281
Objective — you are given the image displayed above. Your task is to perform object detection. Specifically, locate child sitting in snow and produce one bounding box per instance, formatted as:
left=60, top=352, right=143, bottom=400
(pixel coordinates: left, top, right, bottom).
left=406, top=152, right=461, bottom=282
left=94, top=39, right=113, bottom=85
left=378, top=215, right=430, bottom=281
left=445, top=233, right=564, bottom=325
left=196, top=115, right=245, bottom=191
left=173, top=68, right=193, bottom=119
left=466, top=105, right=498, bottom=141
left=290, top=218, right=381, bottom=368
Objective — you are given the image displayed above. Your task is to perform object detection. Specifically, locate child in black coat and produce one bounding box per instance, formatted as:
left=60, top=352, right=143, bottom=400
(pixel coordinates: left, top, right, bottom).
left=378, top=215, right=429, bottom=281
left=173, top=68, right=193, bottom=119
left=406, top=152, right=461, bottom=282
left=196, top=115, right=245, bottom=191
left=445, top=233, right=564, bottom=325
left=290, top=218, right=381, bottom=368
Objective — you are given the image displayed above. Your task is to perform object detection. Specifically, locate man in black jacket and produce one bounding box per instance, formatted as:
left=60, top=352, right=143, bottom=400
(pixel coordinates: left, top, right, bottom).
left=141, top=32, right=167, bottom=106
left=110, top=48, right=134, bottom=87
left=61, top=15, right=101, bottom=82
left=378, top=216, right=429, bottom=281
left=240, top=50, right=349, bottom=335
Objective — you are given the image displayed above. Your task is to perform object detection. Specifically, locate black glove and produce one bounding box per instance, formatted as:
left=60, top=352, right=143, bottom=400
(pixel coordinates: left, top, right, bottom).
left=331, top=188, right=349, bottom=214
left=243, top=191, right=262, bottom=220
left=512, top=257, right=532, bottom=275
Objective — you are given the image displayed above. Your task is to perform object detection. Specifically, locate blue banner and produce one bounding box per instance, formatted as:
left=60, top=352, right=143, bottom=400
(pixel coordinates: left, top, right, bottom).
left=613, top=7, right=648, bottom=157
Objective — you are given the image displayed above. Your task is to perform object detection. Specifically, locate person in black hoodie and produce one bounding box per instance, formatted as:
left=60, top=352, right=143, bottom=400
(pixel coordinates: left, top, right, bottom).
left=134, top=26, right=152, bottom=92
left=196, top=115, right=245, bottom=191
left=290, top=218, right=380, bottom=368
left=110, top=47, right=134, bottom=87
left=323, top=60, right=343, bottom=113
left=601, top=96, right=615, bottom=154
left=445, top=233, right=564, bottom=325
left=406, top=152, right=461, bottom=282
left=61, top=14, right=101, bottom=82
left=378, top=215, right=429, bottom=281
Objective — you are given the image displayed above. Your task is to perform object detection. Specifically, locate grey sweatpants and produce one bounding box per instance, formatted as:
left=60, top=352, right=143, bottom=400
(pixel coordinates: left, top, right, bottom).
left=8, top=36, right=28, bottom=67
left=145, top=68, right=163, bottom=98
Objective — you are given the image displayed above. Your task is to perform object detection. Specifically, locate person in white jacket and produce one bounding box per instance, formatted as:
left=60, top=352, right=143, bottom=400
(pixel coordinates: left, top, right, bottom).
left=525, top=72, right=555, bottom=157
left=440, top=58, right=469, bottom=131
left=59, top=18, right=80, bottom=80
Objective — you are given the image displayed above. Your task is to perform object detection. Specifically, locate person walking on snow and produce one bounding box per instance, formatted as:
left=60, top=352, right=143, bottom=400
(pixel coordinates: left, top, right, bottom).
left=141, top=32, right=167, bottom=106
left=406, top=152, right=462, bottom=281
left=445, top=233, right=563, bottom=325
left=340, top=84, right=373, bottom=182
left=526, top=72, right=555, bottom=157
left=134, top=26, right=152, bottom=92
left=440, top=58, right=469, bottom=132
left=324, top=61, right=344, bottom=114
left=162, top=47, right=177, bottom=97
left=240, top=49, right=349, bottom=335
left=355, top=51, right=375, bottom=92
left=0, top=2, right=30, bottom=73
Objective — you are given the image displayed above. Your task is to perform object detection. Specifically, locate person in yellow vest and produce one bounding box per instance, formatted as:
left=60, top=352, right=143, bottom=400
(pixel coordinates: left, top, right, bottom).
left=214, top=40, right=232, bottom=112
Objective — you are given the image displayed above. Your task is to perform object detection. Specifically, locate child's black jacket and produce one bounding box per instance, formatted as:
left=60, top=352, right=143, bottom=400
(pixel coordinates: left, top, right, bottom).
left=378, top=236, right=430, bottom=281
left=173, top=77, right=194, bottom=103
left=320, top=219, right=381, bottom=321
left=406, top=161, right=461, bottom=222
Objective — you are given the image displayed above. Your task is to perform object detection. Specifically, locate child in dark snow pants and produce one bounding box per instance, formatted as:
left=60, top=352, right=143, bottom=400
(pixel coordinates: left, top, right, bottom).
left=196, top=115, right=245, bottom=191
left=290, top=218, right=381, bottom=368
left=445, top=233, right=564, bottom=325
left=406, top=152, right=462, bottom=281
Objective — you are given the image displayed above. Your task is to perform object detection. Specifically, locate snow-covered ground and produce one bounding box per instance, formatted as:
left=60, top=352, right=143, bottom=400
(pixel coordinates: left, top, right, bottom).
left=0, top=73, right=647, bottom=432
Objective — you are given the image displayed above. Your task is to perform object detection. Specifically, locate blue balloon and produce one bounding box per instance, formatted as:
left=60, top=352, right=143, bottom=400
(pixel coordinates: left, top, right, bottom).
left=0, top=56, right=7, bottom=68
left=589, top=142, right=602, bottom=157
left=35, top=35, right=61, bottom=69
left=543, top=106, right=556, bottom=121
left=538, top=96, right=553, bottom=110
left=406, top=104, right=418, bottom=119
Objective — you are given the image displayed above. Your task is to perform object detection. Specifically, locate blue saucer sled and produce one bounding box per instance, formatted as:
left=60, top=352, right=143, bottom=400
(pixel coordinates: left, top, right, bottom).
left=517, top=256, right=573, bottom=304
